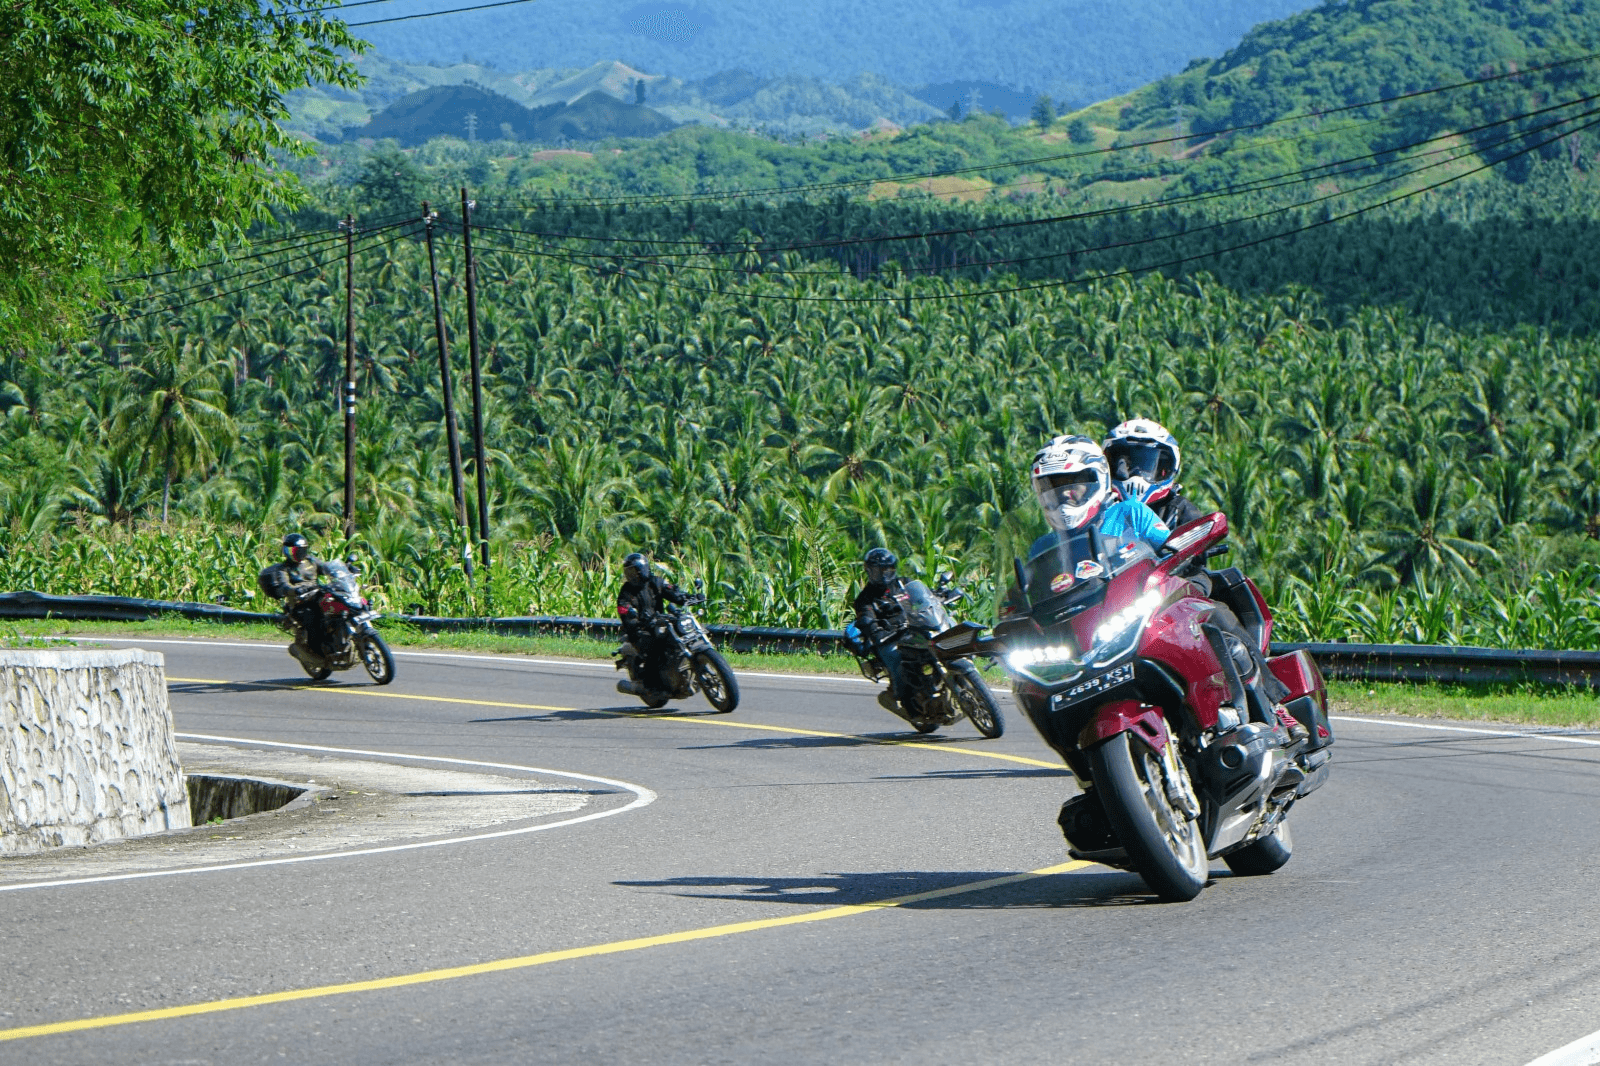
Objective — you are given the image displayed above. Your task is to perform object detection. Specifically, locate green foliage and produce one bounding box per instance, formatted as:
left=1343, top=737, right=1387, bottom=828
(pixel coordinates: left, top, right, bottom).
left=5, top=204, right=1600, bottom=647
left=1031, top=96, right=1058, bottom=130
left=0, top=0, right=363, bottom=345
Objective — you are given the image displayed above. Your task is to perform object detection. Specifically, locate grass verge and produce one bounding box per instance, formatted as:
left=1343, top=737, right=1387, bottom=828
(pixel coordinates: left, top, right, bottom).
left=6, top=618, right=1597, bottom=728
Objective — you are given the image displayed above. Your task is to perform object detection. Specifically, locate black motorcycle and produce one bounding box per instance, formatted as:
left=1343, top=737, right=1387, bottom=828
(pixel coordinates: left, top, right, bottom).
left=615, top=580, right=739, bottom=712
left=279, top=559, right=395, bottom=685
left=845, top=575, right=1004, bottom=738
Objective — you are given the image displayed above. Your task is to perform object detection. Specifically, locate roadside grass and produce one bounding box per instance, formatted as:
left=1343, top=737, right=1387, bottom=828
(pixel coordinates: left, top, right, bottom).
left=1327, top=680, right=1600, bottom=730
left=9, top=618, right=1597, bottom=728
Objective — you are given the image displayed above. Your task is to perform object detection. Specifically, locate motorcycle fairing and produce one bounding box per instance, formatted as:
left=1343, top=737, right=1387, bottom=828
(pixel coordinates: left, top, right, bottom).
left=1077, top=699, right=1170, bottom=752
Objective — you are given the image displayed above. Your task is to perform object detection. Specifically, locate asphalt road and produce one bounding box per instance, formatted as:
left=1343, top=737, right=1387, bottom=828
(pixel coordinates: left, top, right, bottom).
left=4, top=636, right=1600, bottom=1065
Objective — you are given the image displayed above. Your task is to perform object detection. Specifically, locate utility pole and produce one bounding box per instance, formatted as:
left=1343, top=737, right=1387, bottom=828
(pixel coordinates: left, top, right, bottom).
left=1172, top=102, right=1187, bottom=160
left=464, top=111, right=478, bottom=143
left=340, top=214, right=357, bottom=542
left=422, top=201, right=473, bottom=576
left=460, top=188, right=491, bottom=572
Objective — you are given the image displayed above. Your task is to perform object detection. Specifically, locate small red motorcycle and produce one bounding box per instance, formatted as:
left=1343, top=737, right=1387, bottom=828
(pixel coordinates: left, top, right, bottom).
left=940, top=512, right=1334, bottom=902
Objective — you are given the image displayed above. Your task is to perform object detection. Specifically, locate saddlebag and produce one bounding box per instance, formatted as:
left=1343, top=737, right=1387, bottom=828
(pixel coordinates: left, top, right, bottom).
left=1268, top=649, right=1334, bottom=750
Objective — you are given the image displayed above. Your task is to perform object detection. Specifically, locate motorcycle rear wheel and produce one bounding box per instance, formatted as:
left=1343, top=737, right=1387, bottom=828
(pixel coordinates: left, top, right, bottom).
left=1088, top=731, right=1209, bottom=902
left=693, top=650, right=740, bottom=713
left=359, top=631, right=396, bottom=686
left=1223, top=818, right=1293, bottom=876
left=949, top=660, right=1004, bottom=739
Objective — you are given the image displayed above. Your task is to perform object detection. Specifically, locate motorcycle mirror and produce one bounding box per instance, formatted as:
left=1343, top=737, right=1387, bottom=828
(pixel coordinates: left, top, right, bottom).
left=344, top=555, right=362, bottom=574
left=694, top=578, right=705, bottom=590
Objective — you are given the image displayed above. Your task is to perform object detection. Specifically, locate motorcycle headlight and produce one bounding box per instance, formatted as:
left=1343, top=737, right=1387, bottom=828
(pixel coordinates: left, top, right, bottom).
left=1086, top=590, right=1164, bottom=667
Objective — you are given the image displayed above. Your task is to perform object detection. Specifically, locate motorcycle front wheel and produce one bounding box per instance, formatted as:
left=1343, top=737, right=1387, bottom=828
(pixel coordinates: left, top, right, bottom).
left=1088, top=730, right=1209, bottom=902
left=948, top=660, right=1004, bottom=739
left=359, top=631, right=396, bottom=685
left=693, top=650, right=740, bottom=713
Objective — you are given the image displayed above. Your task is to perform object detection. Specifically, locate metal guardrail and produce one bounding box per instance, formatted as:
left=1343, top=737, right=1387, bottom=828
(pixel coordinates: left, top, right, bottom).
left=3, top=590, right=1598, bottom=688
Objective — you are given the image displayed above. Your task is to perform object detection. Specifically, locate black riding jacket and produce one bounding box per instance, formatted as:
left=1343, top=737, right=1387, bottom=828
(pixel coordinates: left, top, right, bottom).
left=258, top=558, right=324, bottom=601
left=1152, top=490, right=1206, bottom=532
left=617, top=574, right=688, bottom=633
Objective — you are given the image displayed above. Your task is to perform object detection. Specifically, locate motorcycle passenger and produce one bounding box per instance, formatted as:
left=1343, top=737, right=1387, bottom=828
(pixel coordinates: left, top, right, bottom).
left=1103, top=418, right=1206, bottom=531
left=257, top=533, right=331, bottom=658
left=1027, top=436, right=1299, bottom=736
left=852, top=548, right=907, bottom=713
left=617, top=552, right=689, bottom=692
left=1101, top=421, right=1301, bottom=730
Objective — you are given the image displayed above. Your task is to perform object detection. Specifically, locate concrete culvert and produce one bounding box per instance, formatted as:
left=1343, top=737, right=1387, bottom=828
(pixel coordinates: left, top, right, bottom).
left=185, top=774, right=307, bottom=823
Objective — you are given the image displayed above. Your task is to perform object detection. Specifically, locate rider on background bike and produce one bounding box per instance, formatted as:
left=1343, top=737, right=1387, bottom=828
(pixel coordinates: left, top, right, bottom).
left=617, top=552, right=689, bottom=689
left=257, top=533, right=331, bottom=657
left=851, top=547, right=907, bottom=713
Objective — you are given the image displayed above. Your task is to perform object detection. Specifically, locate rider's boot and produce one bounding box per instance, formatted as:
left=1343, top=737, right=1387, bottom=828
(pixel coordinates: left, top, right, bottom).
left=288, top=641, right=327, bottom=668
left=617, top=678, right=647, bottom=697
left=877, top=689, right=900, bottom=713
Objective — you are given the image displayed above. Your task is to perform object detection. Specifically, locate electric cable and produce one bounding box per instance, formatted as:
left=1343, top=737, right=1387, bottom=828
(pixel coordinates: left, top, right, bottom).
left=470, top=106, right=1600, bottom=305
left=118, top=217, right=418, bottom=305
left=468, top=88, right=1600, bottom=269
left=113, top=209, right=426, bottom=284
left=478, top=50, right=1600, bottom=209
left=111, top=221, right=424, bottom=323
left=346, top=0, right=537, bottom=26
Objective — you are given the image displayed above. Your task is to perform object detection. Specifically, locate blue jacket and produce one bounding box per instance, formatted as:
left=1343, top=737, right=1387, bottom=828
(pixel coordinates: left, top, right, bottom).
left=1028, top=499, right=1171, bottom=560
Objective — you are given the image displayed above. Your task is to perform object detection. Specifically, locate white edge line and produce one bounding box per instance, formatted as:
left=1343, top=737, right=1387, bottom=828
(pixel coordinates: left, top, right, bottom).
left=0, top=734, right=657, bottom=894
left=62, top=634, right=878, bottom=685
left=1524, top=1027, right=1600, bottom=1066
left=1329, top=715, right=1600, bottom=748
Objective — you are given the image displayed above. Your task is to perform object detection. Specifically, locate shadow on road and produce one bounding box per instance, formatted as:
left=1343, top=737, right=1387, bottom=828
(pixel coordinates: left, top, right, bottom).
left=679, top=731, right=978, bottom=754
left=871, top=767, right=1073, bottom=781
left=170, top=677, right=342, bottom=694
left=468, top=705, right=727, bottom=724
left=615, top=867, right=1160, bottom=908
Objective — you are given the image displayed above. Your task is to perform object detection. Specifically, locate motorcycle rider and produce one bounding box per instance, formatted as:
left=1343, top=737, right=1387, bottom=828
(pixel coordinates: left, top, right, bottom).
left=1029, top=435, right=1170, bottom=558
left=1026, top=435, right=1300, bottom=737
left=1103, top=418, right=1205, bottom=530
left=852, top=547, right=907, bottom=713
left=257, top=533, right=331, bottom=663
left=616, top=552, right=689, bottom=697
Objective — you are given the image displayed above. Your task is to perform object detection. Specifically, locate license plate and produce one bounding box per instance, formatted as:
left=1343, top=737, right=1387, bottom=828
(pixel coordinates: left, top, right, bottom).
left=1053, top=661, right=1135, bottom=709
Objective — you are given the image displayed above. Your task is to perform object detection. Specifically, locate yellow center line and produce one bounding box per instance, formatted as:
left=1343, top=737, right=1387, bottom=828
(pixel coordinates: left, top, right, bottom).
left=168, top=677, right=1064, bottom=770
left=0, top=860, right=1089, bottom=1042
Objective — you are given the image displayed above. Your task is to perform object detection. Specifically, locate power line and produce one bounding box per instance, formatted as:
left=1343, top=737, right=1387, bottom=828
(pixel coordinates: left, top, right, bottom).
left=480, top=50, right=1600, bottom=210
left=110, top=222, right=423, bottom=323
left=474, top=106, right=1600, bottom=305
left=346, top=0, right=538, bottom=26
left=118, top=218, right=417, bottom=306
left=112, top=210, right=425, bottom=284
left=470, top=88, right=1600, bottom=270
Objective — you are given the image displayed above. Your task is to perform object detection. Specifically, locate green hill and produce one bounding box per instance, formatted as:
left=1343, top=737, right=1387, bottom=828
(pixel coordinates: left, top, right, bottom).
left=350, top=84, right=676, bottom=145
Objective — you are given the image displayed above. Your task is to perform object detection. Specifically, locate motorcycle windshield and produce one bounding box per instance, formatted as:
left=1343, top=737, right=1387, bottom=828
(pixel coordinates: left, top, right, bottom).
left=320, top=562, right=361, bottom=601
left=1022, top=529, right=1107, bottom=606
left=895, top=580, right=954, bottom=632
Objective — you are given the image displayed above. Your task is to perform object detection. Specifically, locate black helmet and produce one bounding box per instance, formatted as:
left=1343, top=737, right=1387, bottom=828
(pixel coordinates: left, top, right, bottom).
left=282, top=533, right=310, bottom=564
left=622, top=552, right=652, bottom=583
left=863, top=547, right=898, bottom=586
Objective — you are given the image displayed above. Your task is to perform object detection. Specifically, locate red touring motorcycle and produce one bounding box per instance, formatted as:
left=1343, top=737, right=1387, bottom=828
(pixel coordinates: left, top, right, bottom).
left=950, top=513, right=1333, bottom=902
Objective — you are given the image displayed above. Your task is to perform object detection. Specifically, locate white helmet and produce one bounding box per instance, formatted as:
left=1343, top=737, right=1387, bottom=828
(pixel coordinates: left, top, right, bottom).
left=1031, top=435, right=1111, bottom=532
left=1103, top=418, right=1181, bottom=506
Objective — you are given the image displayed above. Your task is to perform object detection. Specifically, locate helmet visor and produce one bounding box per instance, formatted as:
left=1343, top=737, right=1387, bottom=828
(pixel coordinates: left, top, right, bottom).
left=1035, top=470, right=1100, bottom=512
left=1106, top=442, right=1174, bottom=482
left=866, top=562, right=897, bottom=585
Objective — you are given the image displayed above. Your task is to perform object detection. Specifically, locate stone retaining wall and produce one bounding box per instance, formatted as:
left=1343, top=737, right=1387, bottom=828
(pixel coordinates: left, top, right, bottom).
left=1, top=648, right=191, bottom=854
